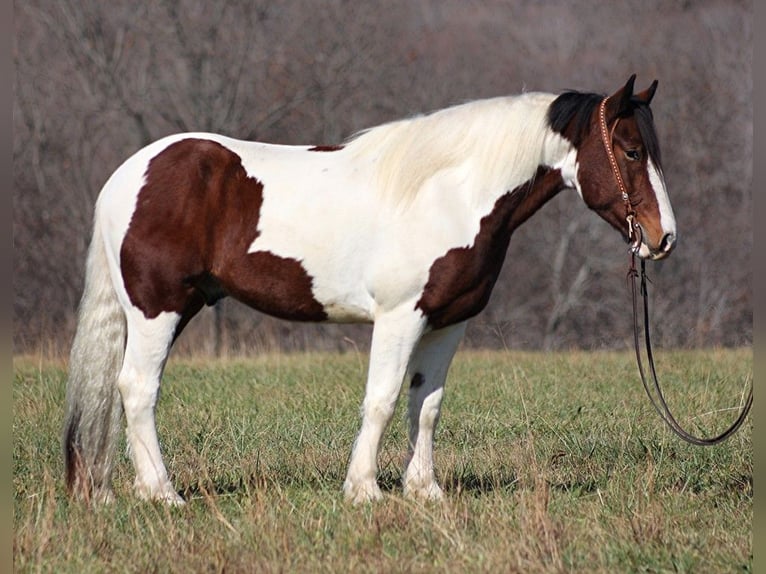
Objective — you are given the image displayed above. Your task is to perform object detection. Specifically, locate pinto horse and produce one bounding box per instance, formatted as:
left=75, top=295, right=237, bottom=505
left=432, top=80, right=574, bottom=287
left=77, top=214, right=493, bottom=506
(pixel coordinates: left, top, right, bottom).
left=64, top=75, right=676, bottom=505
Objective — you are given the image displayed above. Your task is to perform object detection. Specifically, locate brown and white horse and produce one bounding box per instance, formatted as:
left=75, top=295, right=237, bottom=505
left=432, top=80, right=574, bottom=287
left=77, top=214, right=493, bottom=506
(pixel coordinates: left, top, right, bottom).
left=64, top=75, right=676, bottom=505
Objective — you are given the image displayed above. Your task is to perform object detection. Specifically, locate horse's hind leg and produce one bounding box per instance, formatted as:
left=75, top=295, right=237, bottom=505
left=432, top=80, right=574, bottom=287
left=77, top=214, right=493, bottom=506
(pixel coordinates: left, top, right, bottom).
left=403, top=322, right=466, bottom=501
left=118, top=311, right=184, bottom=504
left=344, top=308, right=426, bottom=504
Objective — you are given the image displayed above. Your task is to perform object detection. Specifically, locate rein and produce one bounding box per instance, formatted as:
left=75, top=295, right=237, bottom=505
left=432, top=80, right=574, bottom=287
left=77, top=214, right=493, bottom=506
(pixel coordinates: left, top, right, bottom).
left=628, top=255, right=753, bottom=445
left=600, top=97, right=753, bottom=446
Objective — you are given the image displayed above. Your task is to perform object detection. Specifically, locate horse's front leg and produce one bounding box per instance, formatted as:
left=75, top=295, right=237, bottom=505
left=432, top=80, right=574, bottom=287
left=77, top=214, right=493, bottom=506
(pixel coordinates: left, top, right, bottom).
left=403, top=322, right=466, bottom=501
left=343, top=307, right=426, bottom=504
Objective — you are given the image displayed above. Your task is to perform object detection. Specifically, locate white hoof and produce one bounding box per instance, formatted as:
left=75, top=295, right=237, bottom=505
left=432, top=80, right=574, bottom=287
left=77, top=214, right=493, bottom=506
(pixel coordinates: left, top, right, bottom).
left=135, top=480, right=185, bottom=506
left=404, top=481, right=445, bottom=502
left=157, top=490, right=186, bottom=506
left=343, top=479, right=384, bottom=505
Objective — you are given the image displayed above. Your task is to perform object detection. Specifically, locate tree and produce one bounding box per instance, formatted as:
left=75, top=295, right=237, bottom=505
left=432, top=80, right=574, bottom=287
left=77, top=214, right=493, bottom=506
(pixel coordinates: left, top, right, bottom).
left=13, top=0, right=752, bottom=354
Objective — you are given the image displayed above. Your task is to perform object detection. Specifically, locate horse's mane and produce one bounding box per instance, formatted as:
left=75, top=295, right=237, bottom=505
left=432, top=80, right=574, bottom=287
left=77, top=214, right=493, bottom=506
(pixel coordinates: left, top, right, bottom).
left=345, top=92, right=557, bottom=204
left=547, top=91, right=603, bottom=147
left=633, top=103, right=663, bottom=172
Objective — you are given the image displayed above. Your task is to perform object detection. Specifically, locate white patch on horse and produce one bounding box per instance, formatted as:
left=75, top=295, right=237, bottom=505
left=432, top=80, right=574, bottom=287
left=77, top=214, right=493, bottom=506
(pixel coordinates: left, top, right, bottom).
left=543, top=130, right=579, bottom=192
left=647, top=158, right=676, bottom=236
left=247, top=94, right=567, bottom=322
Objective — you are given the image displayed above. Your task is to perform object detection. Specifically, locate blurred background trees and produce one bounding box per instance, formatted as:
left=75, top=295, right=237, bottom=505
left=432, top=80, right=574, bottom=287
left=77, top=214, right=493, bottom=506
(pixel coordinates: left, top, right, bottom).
left=13, top=0, right=752, bottom=355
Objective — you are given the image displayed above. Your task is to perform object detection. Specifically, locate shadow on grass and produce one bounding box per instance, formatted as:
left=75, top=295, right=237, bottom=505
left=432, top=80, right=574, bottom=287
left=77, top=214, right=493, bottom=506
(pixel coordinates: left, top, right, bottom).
left=176, top=465, right=635, bottom=501
left=178, top=469, right=523, bottom=500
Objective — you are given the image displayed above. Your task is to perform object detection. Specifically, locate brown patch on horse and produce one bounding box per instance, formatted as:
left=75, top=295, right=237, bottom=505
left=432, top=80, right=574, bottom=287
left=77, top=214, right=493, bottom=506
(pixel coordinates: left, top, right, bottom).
left=416, top=167, right=566, bottom=329
left=121, top=138, right=327, bottom=326
left=575, top=112, right=663, bottom=247
left=308, top=145, right=345, bottom=152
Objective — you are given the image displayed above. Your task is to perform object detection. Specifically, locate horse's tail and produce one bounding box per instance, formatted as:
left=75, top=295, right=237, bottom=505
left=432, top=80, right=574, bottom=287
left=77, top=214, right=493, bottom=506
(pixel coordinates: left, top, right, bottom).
left=63, top=210, right=126, bottom=502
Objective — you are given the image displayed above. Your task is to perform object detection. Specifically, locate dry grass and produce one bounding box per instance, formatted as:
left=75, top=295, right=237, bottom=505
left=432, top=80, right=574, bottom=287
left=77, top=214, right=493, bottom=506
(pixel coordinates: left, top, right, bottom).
left=13, top=348, right=752, bottom=573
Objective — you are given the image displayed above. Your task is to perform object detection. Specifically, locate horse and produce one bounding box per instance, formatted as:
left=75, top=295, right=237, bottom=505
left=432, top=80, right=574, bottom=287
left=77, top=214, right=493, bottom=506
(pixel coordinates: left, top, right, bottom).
left=63, top=75, right=676, bottom=505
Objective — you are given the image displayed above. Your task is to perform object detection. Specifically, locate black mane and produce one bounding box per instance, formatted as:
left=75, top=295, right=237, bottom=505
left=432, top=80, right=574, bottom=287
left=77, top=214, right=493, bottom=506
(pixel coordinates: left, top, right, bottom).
left=547, top=91, right=603, bottom=147
left=633, top=103, right=663, bottom=172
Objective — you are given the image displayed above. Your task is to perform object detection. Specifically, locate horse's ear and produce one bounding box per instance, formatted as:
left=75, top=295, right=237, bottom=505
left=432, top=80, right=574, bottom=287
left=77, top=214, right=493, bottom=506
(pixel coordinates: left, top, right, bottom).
left=605, top=74, right=636, bottom=119
left=634, top=80, right=658, bottom=105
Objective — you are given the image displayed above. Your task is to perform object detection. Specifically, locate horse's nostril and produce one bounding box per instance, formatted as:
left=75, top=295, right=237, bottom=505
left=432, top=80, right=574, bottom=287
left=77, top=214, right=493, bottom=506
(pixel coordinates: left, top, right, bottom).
left=660, top=232, right=676, bottom=252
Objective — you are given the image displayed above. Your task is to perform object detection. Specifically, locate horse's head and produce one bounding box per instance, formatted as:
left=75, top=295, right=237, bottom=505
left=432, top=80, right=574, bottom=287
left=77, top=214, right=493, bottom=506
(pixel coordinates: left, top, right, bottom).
left=556, top=75, right=677, bottom=260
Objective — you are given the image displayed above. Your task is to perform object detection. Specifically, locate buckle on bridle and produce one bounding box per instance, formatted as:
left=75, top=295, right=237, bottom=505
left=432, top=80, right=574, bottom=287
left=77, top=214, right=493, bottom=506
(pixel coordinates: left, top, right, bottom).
left=627, top=213, right=641, bottom=254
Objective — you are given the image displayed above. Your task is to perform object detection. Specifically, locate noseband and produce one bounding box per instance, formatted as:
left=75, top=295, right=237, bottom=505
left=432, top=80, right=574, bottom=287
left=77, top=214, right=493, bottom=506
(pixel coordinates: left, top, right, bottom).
left=598, top=97, right=642, bottom=253
left=599, top=98, right=753, bottom=445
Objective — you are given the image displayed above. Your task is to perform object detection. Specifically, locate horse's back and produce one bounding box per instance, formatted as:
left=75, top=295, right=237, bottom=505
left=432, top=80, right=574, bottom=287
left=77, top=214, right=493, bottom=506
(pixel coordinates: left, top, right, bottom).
left=93, top=130, right=503, bottom=325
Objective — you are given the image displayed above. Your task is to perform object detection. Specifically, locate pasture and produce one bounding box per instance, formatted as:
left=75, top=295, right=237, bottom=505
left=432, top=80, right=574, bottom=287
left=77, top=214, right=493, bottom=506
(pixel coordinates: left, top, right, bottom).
left=14, top=348, right=751, bottom=572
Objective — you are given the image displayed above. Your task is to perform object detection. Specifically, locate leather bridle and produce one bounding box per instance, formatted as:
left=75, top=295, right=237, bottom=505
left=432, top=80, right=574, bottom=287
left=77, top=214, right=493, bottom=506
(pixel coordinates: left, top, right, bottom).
left=598, top=97, right=642, bottom=253
left=599, top=96, right=753, bottom=446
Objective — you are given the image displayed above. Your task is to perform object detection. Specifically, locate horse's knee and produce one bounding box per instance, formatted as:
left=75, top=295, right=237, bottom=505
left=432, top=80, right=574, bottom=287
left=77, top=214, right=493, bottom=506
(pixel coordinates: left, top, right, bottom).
left=362, top=395, right=397, bottom=425
left=117, top=370, right=158, bottom=413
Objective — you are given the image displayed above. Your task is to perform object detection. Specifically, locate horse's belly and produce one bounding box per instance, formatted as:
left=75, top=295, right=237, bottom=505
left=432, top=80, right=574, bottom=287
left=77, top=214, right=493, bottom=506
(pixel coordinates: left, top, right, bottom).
left=247, top=205, right=379, bottom=323
left=320, top=300, right=374, bottom=323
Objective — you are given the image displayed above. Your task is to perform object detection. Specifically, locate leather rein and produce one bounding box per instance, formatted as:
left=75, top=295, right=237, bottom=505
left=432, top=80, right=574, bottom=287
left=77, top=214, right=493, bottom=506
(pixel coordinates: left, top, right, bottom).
left=599, top=97, right=753, bottom=446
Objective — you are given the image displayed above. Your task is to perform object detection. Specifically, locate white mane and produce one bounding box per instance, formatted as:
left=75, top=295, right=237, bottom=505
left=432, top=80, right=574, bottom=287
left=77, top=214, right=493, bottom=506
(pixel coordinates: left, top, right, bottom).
left=345, top=92, right=557, bottom=204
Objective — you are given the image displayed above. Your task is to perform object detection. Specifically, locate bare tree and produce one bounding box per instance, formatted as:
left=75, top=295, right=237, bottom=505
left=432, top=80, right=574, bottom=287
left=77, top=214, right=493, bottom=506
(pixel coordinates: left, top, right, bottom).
left=13, top=0, right=752, bottom=354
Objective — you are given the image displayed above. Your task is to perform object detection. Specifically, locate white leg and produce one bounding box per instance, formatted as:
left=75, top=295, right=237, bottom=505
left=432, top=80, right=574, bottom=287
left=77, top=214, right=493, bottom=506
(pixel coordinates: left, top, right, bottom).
left=403, top=322, right=466, bottom=501
left=117, top=311, right=184, bottom=505
left=343, top=307, right=426, bottom=504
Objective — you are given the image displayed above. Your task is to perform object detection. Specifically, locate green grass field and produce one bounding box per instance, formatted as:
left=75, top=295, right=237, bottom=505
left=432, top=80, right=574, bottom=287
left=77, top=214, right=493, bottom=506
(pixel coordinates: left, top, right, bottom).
left=13, top=348, right=752, bottom=573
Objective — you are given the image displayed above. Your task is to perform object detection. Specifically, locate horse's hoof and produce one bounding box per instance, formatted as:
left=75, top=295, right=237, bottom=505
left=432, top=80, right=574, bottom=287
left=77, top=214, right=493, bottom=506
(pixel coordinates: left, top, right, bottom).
left=343, top=480, right=383, bottom=505
left=158, top=491, right=186, bottom=506
left=404, top=482, right=445, bottom=502
left=135, top=481, right=185, bottom=506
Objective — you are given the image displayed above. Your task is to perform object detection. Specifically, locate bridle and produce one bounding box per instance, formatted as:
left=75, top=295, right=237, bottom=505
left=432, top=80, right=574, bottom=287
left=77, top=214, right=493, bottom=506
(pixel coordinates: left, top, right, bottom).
left=598, top=97, right=642, bottom=252
left=599, top=96, right=753, bottom=446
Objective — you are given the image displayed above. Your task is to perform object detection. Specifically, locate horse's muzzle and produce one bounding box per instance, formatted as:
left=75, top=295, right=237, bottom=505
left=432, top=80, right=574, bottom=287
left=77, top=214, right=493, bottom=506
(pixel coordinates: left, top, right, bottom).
left=642, top=231, right=676, bottom=260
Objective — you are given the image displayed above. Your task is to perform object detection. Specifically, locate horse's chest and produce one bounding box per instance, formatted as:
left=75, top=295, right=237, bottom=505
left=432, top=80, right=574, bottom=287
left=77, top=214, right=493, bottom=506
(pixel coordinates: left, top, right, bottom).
left=413, top=192, right=518, bottom=329
left=415, top=228, right=511, bottom=330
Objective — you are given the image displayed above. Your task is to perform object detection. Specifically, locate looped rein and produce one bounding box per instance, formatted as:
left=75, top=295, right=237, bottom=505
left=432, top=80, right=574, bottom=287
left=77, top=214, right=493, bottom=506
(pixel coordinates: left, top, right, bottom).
left=599, top=96, right=752, bottom=445
left=627, top=255, right=753, bottom=445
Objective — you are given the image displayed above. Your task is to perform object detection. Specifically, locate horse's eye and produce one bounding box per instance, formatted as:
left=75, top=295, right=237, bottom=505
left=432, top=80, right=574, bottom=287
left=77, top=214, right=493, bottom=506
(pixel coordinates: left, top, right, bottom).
left=626, top=149, right=641, bottom=161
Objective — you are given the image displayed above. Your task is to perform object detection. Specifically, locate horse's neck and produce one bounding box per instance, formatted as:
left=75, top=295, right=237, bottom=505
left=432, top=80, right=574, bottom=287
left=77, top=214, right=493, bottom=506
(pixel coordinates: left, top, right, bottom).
left=505, top=165, right=568, bottom=235
left=464, top=108, right=573, bottom=221
left=500, top=123, right=575, bottom=232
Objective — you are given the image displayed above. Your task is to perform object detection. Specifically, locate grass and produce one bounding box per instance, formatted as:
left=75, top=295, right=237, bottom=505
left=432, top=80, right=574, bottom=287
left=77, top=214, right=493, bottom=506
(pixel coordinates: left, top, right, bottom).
left=14, top=348, right=752, bottom=573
